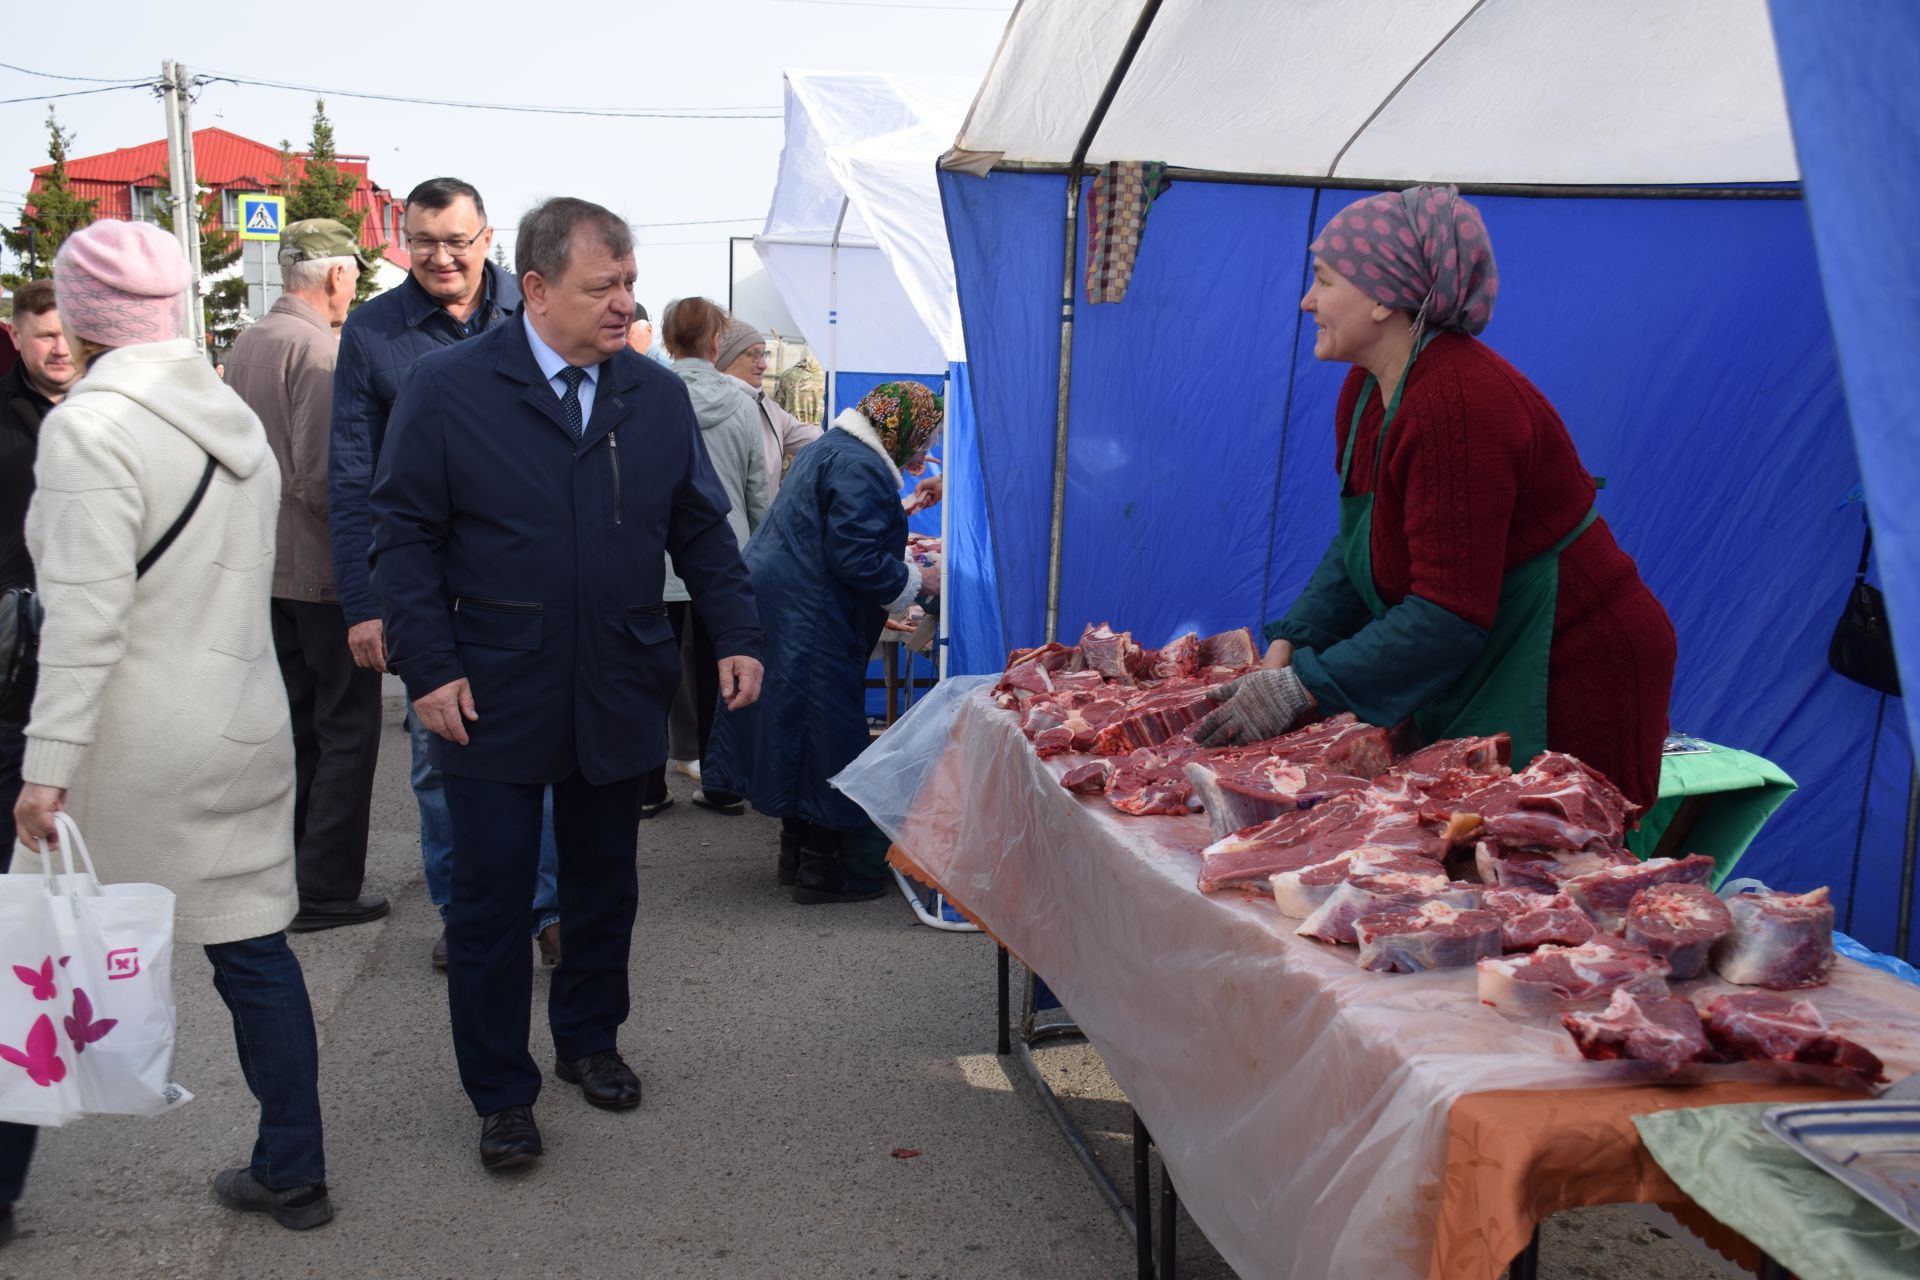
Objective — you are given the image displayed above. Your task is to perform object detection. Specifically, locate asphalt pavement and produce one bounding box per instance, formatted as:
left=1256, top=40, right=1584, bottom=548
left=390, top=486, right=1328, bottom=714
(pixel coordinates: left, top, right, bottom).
left=0, top=701, right=1737, bottom=1280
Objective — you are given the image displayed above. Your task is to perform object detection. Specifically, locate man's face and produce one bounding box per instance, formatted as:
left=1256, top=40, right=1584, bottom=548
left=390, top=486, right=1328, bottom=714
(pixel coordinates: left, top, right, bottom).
left=14, top=308, right=75, bottom=400
left=526, top=233, right=637, bottom=366
left=404, top=196, right=492, bottom=305
left=627, top=318, right=654, bottom=354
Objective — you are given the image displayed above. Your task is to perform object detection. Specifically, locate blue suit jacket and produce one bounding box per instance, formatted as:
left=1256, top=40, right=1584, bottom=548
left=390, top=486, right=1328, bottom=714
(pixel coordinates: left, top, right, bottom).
left=368, top=317, right=763, bottom=785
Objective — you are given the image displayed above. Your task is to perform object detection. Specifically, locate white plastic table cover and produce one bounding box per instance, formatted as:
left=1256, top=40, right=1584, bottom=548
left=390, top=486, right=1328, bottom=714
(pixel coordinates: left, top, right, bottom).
left=833, top=677, right=1920, bottom=1280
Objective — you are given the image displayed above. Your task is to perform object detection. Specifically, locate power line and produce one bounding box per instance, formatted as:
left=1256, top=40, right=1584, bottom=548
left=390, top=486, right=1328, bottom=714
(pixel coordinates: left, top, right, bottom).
left=1, top=84, right=156, bottom=106
left=196, top=71, right=781, bottom=120
left=0, top=61, right=153, bottom=85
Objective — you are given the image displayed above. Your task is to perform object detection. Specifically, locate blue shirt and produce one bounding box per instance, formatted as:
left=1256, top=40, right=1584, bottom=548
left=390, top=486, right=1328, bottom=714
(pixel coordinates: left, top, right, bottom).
left=523, top=314, right=599, bottom=424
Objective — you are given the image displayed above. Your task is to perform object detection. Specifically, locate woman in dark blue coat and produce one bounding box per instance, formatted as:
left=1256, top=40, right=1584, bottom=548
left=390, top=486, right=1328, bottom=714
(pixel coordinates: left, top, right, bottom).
left=706, top=382, right=942, bottom=904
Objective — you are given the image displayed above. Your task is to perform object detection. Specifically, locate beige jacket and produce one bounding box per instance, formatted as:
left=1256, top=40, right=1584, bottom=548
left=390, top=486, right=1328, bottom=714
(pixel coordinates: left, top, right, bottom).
left=19, top=339, right=296, bottom=945
left=224, top=294, right=338, bottom=602
left=729, top=373, right=822, bottom=498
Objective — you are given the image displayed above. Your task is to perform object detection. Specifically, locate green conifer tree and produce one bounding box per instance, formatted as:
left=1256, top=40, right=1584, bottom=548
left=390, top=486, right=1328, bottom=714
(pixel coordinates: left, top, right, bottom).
left=3, top=108, right=98, bottom=289
left=278, top=99, right=385, bottom=302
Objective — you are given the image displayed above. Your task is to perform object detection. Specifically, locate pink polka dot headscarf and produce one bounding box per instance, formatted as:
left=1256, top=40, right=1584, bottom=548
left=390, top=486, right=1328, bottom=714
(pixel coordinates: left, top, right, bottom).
left=1310, top=184, right=1499, bottom=336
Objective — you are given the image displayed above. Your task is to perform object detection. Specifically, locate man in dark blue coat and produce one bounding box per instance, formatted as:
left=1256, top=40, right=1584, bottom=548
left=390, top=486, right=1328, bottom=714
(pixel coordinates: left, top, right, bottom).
left=369, top=197, right=763, bottom=1171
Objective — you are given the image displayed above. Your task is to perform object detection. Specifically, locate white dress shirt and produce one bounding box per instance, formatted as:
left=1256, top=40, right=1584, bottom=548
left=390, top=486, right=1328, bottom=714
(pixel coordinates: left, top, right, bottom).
left=523, top=314, right=599, bottom=425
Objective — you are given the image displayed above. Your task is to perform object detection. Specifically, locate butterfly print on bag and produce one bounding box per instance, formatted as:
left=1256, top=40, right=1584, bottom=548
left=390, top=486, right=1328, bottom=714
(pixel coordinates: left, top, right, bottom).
left=0, top=1013, right=68, bottom=1087
left=64, top=988, right=117, bottom=1054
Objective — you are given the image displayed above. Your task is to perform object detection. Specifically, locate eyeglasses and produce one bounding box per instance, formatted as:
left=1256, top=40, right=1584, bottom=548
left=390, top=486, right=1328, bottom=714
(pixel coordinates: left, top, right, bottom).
left=406, top=228, right=489, bottom=259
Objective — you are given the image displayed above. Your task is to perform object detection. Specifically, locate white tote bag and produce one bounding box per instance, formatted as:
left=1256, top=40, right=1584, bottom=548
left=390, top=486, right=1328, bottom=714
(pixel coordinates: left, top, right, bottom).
left=0, top=811, right=191, bottom=1125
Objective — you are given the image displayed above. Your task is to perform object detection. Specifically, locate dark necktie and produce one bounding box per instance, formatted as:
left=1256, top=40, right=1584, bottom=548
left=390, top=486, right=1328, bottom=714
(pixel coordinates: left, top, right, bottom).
left=557, top=366, right=587, bottom=438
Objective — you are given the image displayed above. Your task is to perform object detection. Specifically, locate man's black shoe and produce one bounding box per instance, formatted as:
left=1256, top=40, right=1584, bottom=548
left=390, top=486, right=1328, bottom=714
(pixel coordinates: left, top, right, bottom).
left=777, top=829, right=802, bottom=887
left=479, top=1106, right=542, bottom=1170
left=554, top=1050, right=641, bottom=1111
left=288, top=894, right=391, bottom=932
left=212, top=1167, right=334, bottom=1230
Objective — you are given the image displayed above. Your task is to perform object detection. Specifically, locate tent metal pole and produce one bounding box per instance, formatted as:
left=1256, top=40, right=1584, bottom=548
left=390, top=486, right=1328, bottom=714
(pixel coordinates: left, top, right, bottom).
left=1900, top=767, right=1918, bottom=960
left=827, top=196, right=849, bottom=422
left=1043, top=0, right=1166, bottom=643
left=982, top=161, right=1803, bottom=201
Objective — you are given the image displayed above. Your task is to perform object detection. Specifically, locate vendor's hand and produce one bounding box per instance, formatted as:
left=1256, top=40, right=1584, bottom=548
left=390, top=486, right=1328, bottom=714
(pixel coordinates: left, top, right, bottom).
left=1262, top=639, right=1295, bottom=670
left=917, top=560, right=941, bottom=598
left=15, top=783, right=67, bottom=850
left=719, top=655, right=764, bottom=711
left=415, top=678, right=477, bottom=746
left=905, top=474, right=944, bottom=514
left=1191, top=667, right=1315, bottom=748
left=884, top=618, right=915, bottom=633
left=347, top=618, right=388, bottom=673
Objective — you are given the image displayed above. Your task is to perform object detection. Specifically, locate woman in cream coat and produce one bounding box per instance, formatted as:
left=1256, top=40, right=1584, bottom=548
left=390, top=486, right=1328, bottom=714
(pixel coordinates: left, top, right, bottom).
left=6, top=221, right=331, bottom=1233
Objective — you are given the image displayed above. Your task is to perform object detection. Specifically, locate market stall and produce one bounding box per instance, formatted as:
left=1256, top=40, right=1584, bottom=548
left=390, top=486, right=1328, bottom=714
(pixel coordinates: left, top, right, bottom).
left=836, top=676, right=1920, bottom=1280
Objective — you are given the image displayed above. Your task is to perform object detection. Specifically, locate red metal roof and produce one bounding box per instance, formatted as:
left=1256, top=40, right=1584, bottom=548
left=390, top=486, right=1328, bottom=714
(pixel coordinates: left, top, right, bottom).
left=27, top=127, right=408, bottom=268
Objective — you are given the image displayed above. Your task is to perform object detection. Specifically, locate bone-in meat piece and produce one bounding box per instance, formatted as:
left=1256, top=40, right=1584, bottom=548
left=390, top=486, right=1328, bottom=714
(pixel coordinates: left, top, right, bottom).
left=1481, top=888, right=1597, bottom=951
left=1092, top=681, right=1214, bottom=755
left=1703, top=991, right=1886, bottom=1083
left=1473, top=840, right=1637, bottom=892
left=1561, top=990, right=1713, bottom=1072
left=1710, top=888, right=1835, bottom=989
left=1562, top=854, right=1717, bottom=931
left=1624, top=882, right=1733, bottom=980
left=1451, top=752, right=1640, bottom=850
left=1196, top=779, right=1446, bottom=895
left=1077, top=622, right=1142, bottom=685
left=1196, top=627, right=1259, bottom=672
left=1060, top=760, right=1115, bottom=795
left=1298, top=871, right=1480, bottom=945
left=1148, top=632, right=1201, bottom=680
left=1478, top=938, right=1671, bottom=1016
left=1184, top=758, right=1372, bottom=841
left=1354, top=901, right=1503, bottom=973
left=1269, top=845, right=1436, bottom=917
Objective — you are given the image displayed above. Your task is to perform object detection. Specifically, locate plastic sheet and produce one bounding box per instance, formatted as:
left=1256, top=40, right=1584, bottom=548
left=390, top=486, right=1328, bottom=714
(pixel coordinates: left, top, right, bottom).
left=835, top=686, right=1920, bottom=1280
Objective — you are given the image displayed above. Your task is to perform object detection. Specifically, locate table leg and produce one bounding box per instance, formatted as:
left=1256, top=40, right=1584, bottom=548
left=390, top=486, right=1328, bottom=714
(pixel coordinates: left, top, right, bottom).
left=996, top=946, right=1011, bottom=1056
left=1133, top=1110, right=1154, bottom=1280
left=1158, top=1161, right=1178, bottom=1280
left=1507, top=1227, right=1541, bottom=1280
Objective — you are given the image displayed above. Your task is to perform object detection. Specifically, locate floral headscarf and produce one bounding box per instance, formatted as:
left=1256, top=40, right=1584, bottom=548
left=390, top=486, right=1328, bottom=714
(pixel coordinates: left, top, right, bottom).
left=856, top=381, right=944, bottom=467
left=1309, top=184, right=1499, bottom=336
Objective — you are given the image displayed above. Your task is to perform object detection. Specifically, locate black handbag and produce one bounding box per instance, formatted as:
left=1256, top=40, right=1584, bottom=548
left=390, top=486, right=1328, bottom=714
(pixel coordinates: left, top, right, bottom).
left=1828, top=526, right=1902, bottom=697
left=0, top=453, right=217, bottom=710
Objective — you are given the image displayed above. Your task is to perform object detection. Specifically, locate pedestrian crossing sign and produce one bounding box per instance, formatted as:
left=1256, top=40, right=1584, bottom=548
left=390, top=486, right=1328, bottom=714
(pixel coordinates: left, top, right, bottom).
left=237, top=194, right=285, bottom=241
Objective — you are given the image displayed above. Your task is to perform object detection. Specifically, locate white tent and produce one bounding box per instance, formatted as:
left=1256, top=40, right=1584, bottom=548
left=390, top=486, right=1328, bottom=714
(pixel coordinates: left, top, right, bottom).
left=756, top=71, right=975, bottom=390
left=948, top=0, right=1797, bottom=184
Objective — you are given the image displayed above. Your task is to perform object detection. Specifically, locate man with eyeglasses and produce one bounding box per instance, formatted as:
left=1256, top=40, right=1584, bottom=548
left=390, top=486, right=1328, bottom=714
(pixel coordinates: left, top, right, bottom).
left=329, top=177, right=564, bottom=974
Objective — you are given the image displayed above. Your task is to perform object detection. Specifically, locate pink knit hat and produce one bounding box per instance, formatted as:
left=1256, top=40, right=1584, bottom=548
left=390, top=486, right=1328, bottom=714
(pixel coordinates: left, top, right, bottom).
left=53, top=220, right=190, bottom=346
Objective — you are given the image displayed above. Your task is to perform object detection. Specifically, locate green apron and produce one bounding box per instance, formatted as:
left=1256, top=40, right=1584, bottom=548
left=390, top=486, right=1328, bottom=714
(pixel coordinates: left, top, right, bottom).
left=1336, top=351, right=1596, bottom=768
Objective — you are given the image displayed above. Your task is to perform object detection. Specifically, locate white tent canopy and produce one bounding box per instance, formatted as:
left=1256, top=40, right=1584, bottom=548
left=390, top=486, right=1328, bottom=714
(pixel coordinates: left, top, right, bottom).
left=950, top=0, right=1798, bottom=185
left=757, top=71, right=975, bottom=375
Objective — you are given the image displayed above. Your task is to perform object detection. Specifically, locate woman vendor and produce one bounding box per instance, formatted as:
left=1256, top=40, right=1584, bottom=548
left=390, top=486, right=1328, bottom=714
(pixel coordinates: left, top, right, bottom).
left=1194, top=186, right=1676, bottom=808
left=704, top=381, right=943, bottom=903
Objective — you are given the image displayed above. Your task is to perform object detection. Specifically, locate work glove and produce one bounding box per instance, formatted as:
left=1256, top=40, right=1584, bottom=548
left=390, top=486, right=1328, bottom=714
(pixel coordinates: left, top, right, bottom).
left=1190, top=666, right=1312, bottom=748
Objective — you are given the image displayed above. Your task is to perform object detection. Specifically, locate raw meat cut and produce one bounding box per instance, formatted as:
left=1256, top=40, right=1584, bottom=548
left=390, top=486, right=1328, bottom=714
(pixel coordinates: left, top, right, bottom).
left=1184, top=758, right=1371, bottom=841
left=1473, top=840, right=1638, bottom=892
left=1078, top=622, right=1143, bottom=685
left=1354, top=901, right=1503, bottom=973
left=1711, top=888, right=1835, bottom=989
left=1451, top=752, right=1640, bottom=850
left=1562, top=854, right=1717, bottom=931
left=1149, top=632, right=1201, bottom=680
left=1298, top=871, right=1480, bottom=945
left=1623, top=883, right=1733, bottom=980
left=1397, top=734, right=1513, bottom=814
left=1561, top=991, right=1713, bottom=1072
left=1196, top=778, right=1447, bottom=895
left=1092, top=681, right=1214, bottom=755
left=1105, top=747, right=1203, bottom=816
left=1481, top=888, right=1597, bottom=951
left=1477, top=939, right=1671, bottom=1016
left=1268, top=845, right=1444, bottom=918
left=1703, top=992, right=1886, bottom=1084
left=1197, top=627, right=1259, bottom=672
left=1060, top=761, right=1115, bottom=795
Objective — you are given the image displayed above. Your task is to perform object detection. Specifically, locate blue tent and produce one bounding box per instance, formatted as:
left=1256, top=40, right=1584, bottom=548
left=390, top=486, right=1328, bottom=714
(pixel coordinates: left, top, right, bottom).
left=934, top=0, right=1917, bottom=959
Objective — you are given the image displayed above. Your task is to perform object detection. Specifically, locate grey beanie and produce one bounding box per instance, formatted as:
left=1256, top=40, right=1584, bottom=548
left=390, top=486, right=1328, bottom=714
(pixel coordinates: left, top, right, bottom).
left=713, top=317, right=766, bottom=374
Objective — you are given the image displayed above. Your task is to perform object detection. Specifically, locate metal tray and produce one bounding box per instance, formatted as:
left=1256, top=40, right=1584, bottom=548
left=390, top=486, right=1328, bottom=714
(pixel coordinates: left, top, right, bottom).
left=1763, top=1101, right=1920, bottom=1235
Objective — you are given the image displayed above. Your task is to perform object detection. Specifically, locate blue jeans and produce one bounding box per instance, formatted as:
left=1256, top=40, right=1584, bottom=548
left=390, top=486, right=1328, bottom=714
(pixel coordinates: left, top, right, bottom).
left=204, top=933, right=327, bottom=1190
left=410, top=711, right=559, bottom=936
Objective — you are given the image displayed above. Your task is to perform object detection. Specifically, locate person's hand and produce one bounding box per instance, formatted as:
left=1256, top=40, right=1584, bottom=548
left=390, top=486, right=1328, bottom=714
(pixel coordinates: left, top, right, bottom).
left=414, top=678, right=477, bottom=745
left=1190, top=667, right=1315, bottom=748
left=917, top=560, right=941, bottom=598
left=884, top=618, right=915, bottom=633
left=347, top=619, right=388, bottom=672
left=15, top=783, right=67, bottom=850
left=1262, top=639, right=1295, bottom=670
left=719, top=656, right=764, bottom=710
left=905, top=474, right=944, bottom=514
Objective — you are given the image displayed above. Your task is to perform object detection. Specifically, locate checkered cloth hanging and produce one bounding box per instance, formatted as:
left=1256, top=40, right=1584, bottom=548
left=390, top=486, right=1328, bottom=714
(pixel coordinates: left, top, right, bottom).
left=1084, top=161, right=1171, bottom=305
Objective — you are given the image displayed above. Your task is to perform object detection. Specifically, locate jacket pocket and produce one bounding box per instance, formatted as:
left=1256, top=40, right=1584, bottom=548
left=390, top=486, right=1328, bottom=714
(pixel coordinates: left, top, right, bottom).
left=454, top=596, right=543, bottom=650
left=623, top=604, right=672, bottom=647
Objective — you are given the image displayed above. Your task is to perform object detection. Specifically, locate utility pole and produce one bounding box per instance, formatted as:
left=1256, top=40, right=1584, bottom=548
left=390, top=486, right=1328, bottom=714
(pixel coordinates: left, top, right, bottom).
left=161, top=60, right=206, bottom=352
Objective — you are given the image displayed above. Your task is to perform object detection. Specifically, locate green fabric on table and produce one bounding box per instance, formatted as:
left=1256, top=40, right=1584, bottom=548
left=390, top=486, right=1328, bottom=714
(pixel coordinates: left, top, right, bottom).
left=1625, top=743, right=1798, bottom=882
left=1634, top=1103, right=1920, bottom=1280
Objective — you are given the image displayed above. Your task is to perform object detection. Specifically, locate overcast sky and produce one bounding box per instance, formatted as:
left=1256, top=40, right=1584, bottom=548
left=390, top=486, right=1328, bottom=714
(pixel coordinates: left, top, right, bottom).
left=0, top=0, right=1011, bottom=318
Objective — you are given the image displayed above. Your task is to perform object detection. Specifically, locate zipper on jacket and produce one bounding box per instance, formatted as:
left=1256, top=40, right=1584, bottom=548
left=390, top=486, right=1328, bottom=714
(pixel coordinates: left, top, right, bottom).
left=607, top=429, right=623, bottom=524
left=454, top=595, right=542, bottom=614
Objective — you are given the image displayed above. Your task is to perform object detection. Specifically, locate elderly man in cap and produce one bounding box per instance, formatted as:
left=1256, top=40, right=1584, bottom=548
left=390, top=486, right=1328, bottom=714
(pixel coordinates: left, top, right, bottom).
left=226, top=218, right=388, bottom=931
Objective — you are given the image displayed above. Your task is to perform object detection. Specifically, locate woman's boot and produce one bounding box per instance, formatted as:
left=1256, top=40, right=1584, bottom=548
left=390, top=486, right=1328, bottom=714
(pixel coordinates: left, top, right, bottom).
left=792, top=823, right=887, bottom=905
left=777, top=816, right=806, bottom=887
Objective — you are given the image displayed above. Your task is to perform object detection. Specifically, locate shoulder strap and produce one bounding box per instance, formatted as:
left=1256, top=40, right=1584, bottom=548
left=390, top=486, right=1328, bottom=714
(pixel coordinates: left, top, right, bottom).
left=1855, top=525, right=1874, bottom=584
left=136, top=453, right=220, bottom=579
